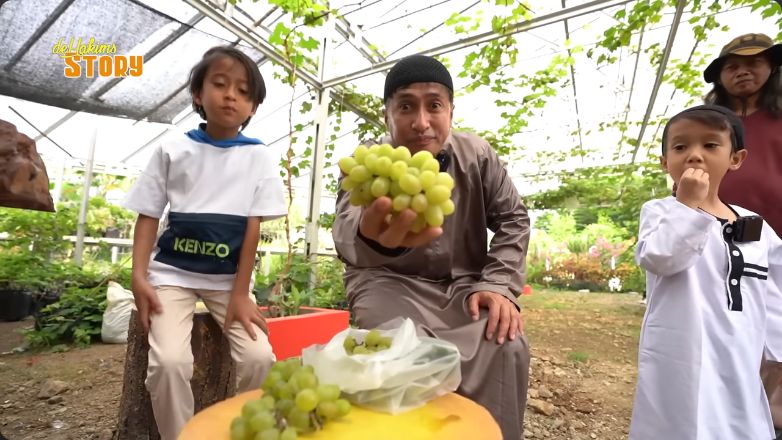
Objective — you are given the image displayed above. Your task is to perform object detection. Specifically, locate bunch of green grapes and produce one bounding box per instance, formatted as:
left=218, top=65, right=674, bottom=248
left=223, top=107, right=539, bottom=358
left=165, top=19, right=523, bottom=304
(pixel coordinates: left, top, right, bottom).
left=338, top=144, right=455, bottom=232
left=230, top=358, right=351, bottom=440
left=343, top=329, right=393, bottom=355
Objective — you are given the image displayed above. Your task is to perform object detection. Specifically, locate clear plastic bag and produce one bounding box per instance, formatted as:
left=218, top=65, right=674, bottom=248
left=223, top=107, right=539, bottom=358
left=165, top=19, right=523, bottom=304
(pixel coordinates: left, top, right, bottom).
left=301, top=318, right=461, bottom=414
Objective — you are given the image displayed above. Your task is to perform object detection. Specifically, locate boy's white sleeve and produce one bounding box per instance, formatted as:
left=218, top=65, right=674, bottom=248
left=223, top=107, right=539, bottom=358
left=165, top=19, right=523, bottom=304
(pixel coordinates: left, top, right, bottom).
left=765, top=225, right=782, bottom=361
left=635, top=199, right=714, bottom=276
left=122, top=145, right=169, bottom=218
left=249, top=153, right=287, bottom=220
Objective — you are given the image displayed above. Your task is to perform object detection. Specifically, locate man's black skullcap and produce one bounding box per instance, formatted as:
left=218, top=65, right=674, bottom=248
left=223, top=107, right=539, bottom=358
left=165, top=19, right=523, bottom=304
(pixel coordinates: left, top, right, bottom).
left=384, top=55, right=454, bottom=102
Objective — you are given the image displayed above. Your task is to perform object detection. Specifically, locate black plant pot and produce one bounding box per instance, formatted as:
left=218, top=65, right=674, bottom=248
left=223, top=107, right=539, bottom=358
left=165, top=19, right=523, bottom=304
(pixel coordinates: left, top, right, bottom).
left=0, top=289, right=33, bottom=322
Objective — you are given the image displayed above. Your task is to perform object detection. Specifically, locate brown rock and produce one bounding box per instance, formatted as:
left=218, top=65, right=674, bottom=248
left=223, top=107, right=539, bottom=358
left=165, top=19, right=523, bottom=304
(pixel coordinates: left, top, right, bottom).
left=0, top=120, right=54, bottom=212
left=38, top=379, right=69, bottom=399
left=528, top=398, right=556, bottom=416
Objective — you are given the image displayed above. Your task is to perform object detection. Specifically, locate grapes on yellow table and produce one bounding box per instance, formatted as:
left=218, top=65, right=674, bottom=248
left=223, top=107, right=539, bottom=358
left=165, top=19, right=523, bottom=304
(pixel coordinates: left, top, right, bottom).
left=339, top=144, right=455, bottom=229
left=230, top=358, right=352, bottom=439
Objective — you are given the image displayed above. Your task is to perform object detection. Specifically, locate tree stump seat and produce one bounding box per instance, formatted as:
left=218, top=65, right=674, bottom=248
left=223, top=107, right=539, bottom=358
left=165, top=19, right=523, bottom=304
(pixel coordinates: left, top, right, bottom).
left=114, top=308, right=236, bottom=440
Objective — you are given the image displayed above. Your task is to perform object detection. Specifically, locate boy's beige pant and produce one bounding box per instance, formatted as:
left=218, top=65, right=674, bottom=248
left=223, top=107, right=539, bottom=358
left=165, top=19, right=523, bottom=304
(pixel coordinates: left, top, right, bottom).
left=145, top=285, right=274, bottom=440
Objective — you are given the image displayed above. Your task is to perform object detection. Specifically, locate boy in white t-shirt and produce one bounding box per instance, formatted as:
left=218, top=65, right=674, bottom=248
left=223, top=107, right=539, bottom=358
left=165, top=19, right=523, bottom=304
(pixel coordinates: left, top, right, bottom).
left=123, top=46, right=286, bottom=440
left=630, top=105, right=782, bottom=439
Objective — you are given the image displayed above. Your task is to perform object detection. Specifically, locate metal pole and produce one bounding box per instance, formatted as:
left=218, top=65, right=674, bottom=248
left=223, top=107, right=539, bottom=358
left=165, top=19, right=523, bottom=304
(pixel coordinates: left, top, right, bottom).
left=630, top=0, right=686, bottom=164
left=304, top=19, right=333, bottom=287
left=74, top=127, right=97, bottom=266
left=322, top=0, right=635, bottom=88
left=181, top=0, right=322, bottom=89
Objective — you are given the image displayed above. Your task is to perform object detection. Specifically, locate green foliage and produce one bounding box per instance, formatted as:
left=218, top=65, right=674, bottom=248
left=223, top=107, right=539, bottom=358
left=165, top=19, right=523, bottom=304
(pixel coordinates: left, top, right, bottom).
left=25, top=285, right=107, bottom=347
left=0, top=250, right=131, bottom=347
left=0, top=252, right=101, bottom=292
left=527, top=214, right=641, bottom=293
left=567, top=351, right=591, bottom=363
left=255, top=253, right=346, bottom=317
left=0, top=206, right=76, bottom=257
left=525, top=162, right=667, bottom=235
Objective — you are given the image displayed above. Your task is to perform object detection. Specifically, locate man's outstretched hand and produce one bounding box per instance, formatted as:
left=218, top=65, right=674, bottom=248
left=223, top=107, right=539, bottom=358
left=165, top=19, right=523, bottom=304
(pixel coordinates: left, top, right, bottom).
left=359, top=197, right=442, bottom=249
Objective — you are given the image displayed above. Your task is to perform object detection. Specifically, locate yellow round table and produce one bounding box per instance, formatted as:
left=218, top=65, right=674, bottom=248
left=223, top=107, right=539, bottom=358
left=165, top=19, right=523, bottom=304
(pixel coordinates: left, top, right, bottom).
left=178, top=390, right=501, bottom=440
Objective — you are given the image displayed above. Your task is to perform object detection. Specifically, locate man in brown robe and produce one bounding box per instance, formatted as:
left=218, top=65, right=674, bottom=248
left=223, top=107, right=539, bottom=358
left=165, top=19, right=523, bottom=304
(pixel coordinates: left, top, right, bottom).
left=332, top=54, right=531, bottom=439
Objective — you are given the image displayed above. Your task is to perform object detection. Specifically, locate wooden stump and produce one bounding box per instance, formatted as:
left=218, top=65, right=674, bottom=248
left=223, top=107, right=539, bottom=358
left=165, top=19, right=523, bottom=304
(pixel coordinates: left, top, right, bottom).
left=115, top=309, right=236, bottom=440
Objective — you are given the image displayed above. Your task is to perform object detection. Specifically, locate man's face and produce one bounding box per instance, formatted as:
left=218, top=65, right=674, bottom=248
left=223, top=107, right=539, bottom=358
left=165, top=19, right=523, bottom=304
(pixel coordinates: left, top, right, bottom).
left=383, top=82, right=453, bottom=155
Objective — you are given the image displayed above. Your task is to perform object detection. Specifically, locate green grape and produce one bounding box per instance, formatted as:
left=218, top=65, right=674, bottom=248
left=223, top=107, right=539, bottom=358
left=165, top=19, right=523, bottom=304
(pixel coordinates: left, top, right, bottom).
left=436, top=172, right=454, bottom=190
left=249, top=410, right=276, bottom=432
left=419, top=170, right=436, bottom=189
left=368, top=144, right=381, bottom=155
left=277, top=382, right=296, bottom=400
left=259, top=395, right=276, bottom=410
left=440, top=199, right=455, bottom=215
left=370, top=177, right=390, bottom=198
left=340, top=177, right=358, bottom=191
left=349, top=165, right=370, bottom=183
left=287, top=408, right=311, bottom=431
left=293, top=370, right=318, bottom=390
left=411, top=193, right=428, bottom=213
left=392, top=194, right=411, bottom=212
left=365, top=329, right=382, bottom=347
left=406, top=167, right=420, bottom=177
left=391, top=146, right=412, bottom=163
left=349, top=190, right=364, bottom=206
left=378, top=143, right=395, bottom=158
left=295, top=388, right=319, bottom=412
left=343, top=335, right=356, bottom=354
left=363, top=153, right=379, bottom=173
left=353, top=145, right=368, bottom=164
left=399, top=174, right=422, bottom=195
left=316, top=384, right=341, bottom=402
left=425, top=185, right=450, bottom=205
left=389, top=180, right=403, bottom=197
left=378, top=336, right=392, bottom=349
left=262, top=371, right=281, bottom=392
left=231, top=419, right=251, bottom=440
left=275, top=398, right=294, bottom=414
left=316, top=401, right=339, bottom=420
left=421, top=158, right=440, bottom=174
left=338, top=156, right=357, bottom=175
left=335, top=399, right=352, bottom=417
left=352, top=345, right=370, bottom=355
left=280, top=428, right=298, bottom=440
left=410, top=214, right=427, bottom=233
left=255, top=428, right=280, bottom=440
left=242, top=400, right=265, bottom=419
left=425, top=205, right=444, bottom=227
left=271, top=380, right=288, bottom=397
left=374, top=156, right=393, bottom=177
left=389, top=160, right=408, bottom=180
left=410, top=150, right=434, bottom=169
left=301, top=365, right=315, bottom=375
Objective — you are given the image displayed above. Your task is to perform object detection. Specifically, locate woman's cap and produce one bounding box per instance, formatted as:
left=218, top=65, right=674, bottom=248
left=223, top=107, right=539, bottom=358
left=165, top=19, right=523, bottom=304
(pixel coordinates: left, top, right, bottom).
left=704, top=33, right=782, bottom=83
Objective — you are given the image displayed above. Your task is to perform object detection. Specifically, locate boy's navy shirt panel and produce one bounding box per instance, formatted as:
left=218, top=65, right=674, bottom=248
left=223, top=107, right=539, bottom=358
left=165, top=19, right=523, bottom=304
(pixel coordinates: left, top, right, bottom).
left=154, top=212, right=247, bottom=275
left=185, top=123, right=264, bottom=148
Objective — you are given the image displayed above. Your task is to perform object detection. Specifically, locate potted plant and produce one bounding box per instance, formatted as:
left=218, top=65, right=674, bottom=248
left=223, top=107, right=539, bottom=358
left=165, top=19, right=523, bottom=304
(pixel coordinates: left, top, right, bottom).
left=0, top=253, right=47, bottom=321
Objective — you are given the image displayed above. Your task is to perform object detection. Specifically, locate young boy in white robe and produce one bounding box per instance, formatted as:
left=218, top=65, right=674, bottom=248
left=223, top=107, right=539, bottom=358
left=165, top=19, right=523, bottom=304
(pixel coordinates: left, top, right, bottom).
left=630, top=104, right=782, bottom=440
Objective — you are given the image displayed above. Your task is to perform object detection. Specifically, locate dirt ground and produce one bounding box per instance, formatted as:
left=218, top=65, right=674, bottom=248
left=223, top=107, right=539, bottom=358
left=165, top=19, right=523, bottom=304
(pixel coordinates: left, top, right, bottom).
left=0, top=290, right=645, bottom=440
